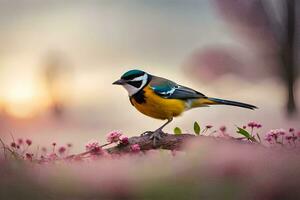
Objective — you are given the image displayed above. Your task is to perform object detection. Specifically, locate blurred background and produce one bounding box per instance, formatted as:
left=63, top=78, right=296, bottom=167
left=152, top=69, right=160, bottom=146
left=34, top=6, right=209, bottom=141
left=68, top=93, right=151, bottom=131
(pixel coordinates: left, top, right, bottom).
left=0, top=0, right=299, bottom=151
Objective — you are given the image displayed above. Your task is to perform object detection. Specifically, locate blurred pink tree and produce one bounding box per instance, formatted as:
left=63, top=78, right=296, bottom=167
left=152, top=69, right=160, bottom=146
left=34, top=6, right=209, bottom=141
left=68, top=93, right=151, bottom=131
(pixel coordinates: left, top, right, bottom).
left=213, top=0, right=299, bottom=115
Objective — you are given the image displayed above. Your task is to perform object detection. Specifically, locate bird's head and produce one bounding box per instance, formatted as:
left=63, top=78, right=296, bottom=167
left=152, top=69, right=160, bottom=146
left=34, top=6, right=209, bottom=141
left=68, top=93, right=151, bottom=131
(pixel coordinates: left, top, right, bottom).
left=113, top=69, right=150, bottom=96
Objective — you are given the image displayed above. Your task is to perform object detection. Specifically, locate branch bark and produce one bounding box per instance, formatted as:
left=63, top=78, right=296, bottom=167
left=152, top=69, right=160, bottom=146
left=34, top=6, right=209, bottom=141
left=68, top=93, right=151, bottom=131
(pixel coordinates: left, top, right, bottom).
left=106, top=133, right=196, bottom=154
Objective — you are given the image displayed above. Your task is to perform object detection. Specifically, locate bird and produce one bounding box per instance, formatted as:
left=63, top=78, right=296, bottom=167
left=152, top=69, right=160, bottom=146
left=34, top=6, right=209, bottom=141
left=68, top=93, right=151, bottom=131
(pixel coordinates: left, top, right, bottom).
left=113, top=69, right=257, bottom=145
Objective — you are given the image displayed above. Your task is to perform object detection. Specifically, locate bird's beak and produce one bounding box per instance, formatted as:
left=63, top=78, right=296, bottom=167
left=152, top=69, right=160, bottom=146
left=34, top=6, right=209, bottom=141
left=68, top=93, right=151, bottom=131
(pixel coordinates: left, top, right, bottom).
left=112, top=79, right=125, bottom=85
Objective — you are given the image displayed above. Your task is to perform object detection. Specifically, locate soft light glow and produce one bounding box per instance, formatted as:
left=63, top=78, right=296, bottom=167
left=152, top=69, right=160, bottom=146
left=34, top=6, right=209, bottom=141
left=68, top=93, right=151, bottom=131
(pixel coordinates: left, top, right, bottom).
left=2, top=80, right=51, bottom=119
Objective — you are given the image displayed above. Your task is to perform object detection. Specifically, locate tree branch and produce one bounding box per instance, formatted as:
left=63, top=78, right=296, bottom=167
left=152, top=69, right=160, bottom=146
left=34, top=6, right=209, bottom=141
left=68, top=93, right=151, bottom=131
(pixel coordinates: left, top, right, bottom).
left=65, top=133, right=255, bottom=160
left=106, top=133, right=196, bottom=154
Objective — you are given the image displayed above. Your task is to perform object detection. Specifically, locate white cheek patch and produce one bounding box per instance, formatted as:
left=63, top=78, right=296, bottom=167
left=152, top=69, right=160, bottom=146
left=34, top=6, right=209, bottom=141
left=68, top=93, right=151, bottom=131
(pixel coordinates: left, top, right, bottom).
left=123, top=84, right=139, bottom=96
left=122, top=73, right=148, bottom=96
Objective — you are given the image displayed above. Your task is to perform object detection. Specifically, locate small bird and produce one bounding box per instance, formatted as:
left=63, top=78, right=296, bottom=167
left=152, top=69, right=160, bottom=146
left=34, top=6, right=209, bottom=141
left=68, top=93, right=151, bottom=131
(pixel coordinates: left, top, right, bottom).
left=113, top=69, right=257, bottom=145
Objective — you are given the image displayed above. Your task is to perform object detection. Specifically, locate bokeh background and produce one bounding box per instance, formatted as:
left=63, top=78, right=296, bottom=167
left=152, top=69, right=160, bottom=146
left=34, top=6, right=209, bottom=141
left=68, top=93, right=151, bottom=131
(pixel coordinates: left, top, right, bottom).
left=0, top=0, right=299, bottom=151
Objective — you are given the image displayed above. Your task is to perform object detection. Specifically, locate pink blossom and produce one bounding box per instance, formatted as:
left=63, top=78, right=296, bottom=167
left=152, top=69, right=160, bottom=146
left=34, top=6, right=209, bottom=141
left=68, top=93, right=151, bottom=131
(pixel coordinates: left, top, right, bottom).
left=85, top=140, right=102, bottom=155
left=267, top=129, right=285, bottom=137
left=26, top=139, right=32, bottom=146
left=285, top=136, right=293, bottom=142
left=286, top=135, right=297, bottom=142
left=289, top=128, right=295, bottom=133
left=265, top=129, right=286, bottom=142
left=52, top=142, right=57, bottom=152
left=120, top=136, right=129, bottom=145
left=265, top=135, right=272, bottom=142
left=17, top=138, right=23, bottom=145
left=220, top=126, right=226, bottom=132
left=248, top=122, right=256, bottom=128
left=292, top=135, right=298, bottom=141
left=277, top=129, right=286, bottom=135
left=130, top=144, right=141, bottom=153
left=58, top=146, right=66, bottom=155
left=25, top=153, right=33, bottom=161
left=10, top=142, right=17, bottom=148
left=106, top=130, right=122, bottom=143
left=47, top=153, right=58, bottom=161
left=248, top=122, right=262, bottom=129
left=265, top=130, right=277, bottom=141
left=256, top=124, right=262, bottom=128
left=85, top=141, right=100, bottom=151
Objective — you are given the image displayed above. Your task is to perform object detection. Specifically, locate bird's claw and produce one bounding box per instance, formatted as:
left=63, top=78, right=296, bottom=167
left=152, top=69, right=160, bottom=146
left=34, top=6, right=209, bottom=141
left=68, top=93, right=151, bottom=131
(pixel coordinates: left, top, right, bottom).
left=141, top=131, right=153, bottom=137
left=141, top=129, right=167, bottom=147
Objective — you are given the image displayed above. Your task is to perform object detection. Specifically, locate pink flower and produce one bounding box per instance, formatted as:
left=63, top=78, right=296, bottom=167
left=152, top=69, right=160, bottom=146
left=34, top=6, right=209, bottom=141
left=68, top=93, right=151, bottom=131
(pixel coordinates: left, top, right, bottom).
left=85, top=141, right=100, bottom=151
left=265, top=129, right=286, bottom=142
left=277, top=129, right=286, bottom=136
left=286, top=135, right=297, bottom=142
left=120, top=136, right=129, bottom=145
left=265, top=135, right=272, bottom=142
left=289, top=128, right=295, bottom=133
left=130, top=144, right=141, bottom=153
left=10, top=142, right=17, bottom=148
left=47, top=153, right=58, bottom=161
left=292, top=135, right=298, bottom=141
left=52, top=142, right=57, bottom=152
left=26, top=139, right=32, bottom=146
left=220, top=126, right=226, bottom=132
left=248, top=122, right=262, bottom=129
left=248, top=122, right=256, bottom=128
left=58, top=146, right=66, bottom=155
left=285, top=135, right=293, bottom=142
left=17, top=138, right=23, bottom=145
left=85, top=140, right=102, bottom=155
left=256, top=124, right=262, bottom=128
left=106, top=130, right=122, bottom=143
left=25, top=153, right=33, bottom=161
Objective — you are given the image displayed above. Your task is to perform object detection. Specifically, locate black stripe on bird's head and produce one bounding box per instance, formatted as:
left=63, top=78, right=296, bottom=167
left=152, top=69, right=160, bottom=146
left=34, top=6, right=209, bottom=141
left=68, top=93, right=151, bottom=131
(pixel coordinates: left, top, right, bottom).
left=113, top=69, right=150, bottom=96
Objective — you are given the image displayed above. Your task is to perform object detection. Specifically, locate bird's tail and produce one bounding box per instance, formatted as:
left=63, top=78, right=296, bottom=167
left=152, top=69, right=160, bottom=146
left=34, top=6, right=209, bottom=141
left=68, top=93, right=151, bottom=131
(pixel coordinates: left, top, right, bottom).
left=192, top=97, right=257, bottom=110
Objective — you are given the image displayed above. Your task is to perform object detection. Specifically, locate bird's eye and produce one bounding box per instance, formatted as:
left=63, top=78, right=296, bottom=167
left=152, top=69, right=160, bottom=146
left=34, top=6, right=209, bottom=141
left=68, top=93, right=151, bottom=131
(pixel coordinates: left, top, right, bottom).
left=128, top=80, right=142, bottom=88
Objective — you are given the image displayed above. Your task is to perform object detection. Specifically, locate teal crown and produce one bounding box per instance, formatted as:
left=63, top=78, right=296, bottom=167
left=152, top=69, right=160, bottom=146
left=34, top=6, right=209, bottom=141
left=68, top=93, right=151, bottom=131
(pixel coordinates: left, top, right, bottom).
left=121, top=69, right=146, bottom=80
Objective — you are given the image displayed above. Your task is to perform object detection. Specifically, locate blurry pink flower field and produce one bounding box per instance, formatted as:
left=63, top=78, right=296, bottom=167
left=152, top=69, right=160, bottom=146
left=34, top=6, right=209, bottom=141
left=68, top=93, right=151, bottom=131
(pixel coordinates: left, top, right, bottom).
left=1, top=123, right=300, bottom=200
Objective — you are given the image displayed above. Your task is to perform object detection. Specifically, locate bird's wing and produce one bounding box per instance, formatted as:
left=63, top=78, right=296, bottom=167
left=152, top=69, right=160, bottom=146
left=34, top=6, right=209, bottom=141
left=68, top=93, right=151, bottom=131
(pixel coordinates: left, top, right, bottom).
left=149, top=76, right=206, bottom=99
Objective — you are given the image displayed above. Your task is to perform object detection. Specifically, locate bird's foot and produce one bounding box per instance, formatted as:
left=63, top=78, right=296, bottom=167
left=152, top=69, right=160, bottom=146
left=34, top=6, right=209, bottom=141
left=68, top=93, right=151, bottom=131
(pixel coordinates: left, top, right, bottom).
left=141, top=129, right=167, bottom=147
left=141, top=131, right=154, bottom=137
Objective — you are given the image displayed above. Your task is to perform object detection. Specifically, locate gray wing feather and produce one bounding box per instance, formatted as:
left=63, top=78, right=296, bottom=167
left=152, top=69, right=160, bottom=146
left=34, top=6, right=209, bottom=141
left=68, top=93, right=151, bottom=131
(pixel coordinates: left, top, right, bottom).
left=150, top=76, right=206, bottom=99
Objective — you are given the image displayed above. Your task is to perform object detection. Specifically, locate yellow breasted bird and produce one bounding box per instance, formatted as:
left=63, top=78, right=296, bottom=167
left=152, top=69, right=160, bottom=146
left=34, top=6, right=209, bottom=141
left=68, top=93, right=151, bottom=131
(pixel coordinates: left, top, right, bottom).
left=113, top=69, right=257, bottom=144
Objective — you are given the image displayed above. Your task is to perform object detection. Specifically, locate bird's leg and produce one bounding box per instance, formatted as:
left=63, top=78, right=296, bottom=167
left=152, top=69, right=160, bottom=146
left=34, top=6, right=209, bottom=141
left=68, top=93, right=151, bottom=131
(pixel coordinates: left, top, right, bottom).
left=141, top=118, right=172, bottom=136
left=141, top=118, right=173, bottom=146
